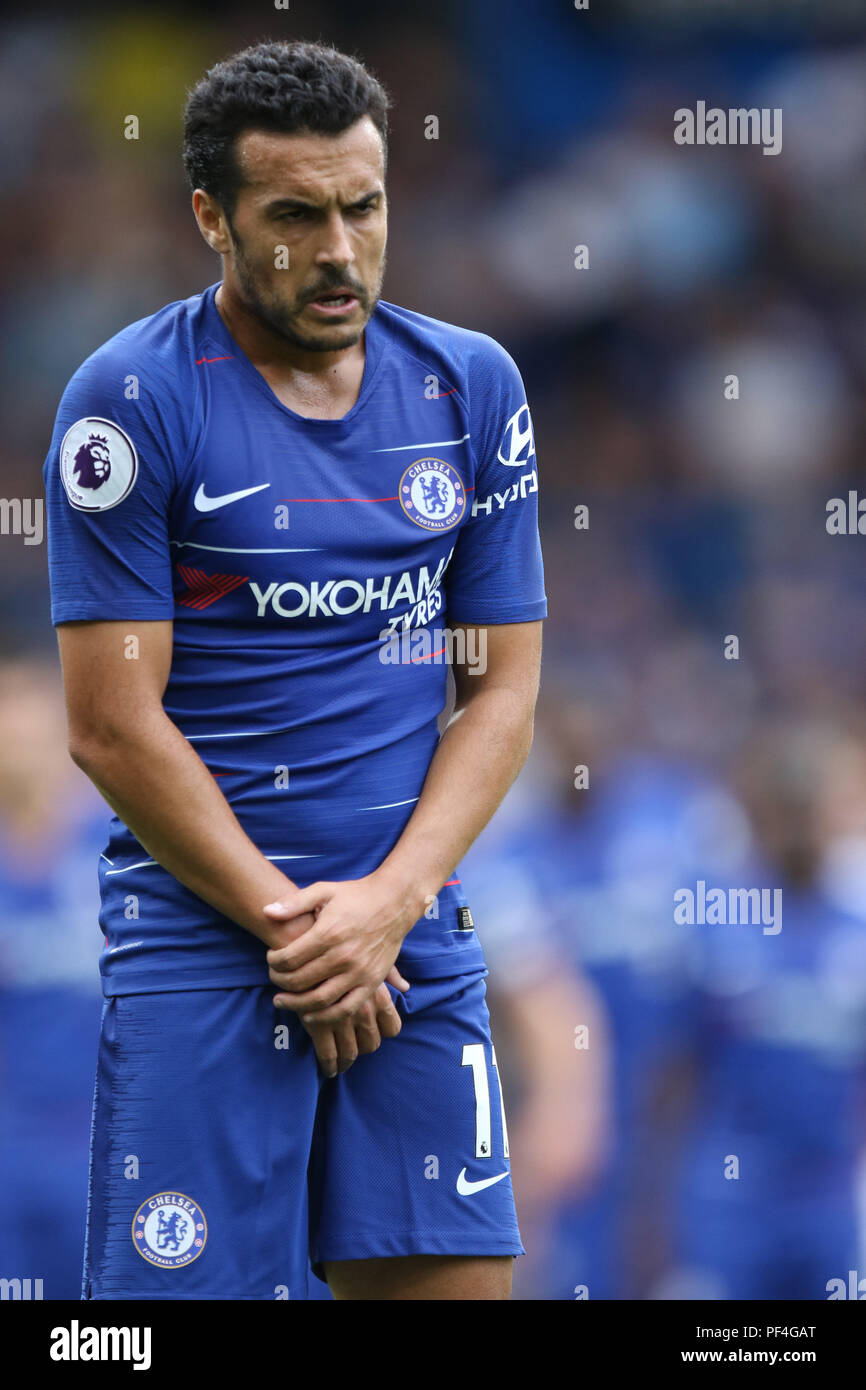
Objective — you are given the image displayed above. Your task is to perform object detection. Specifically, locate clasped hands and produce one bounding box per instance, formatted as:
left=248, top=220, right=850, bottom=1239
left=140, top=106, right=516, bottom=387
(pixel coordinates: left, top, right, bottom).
left=263, top=872, right=419, bottom=1079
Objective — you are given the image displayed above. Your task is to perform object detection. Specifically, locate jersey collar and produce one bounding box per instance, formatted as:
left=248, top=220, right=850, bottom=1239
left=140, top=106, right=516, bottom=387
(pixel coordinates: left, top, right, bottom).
left=203, top=280, right=387, bottom=429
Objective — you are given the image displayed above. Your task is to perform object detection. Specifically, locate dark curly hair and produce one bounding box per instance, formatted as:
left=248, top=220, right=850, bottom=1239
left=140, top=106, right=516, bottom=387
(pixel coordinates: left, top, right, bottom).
left=183, top=39, right=390, bottom=217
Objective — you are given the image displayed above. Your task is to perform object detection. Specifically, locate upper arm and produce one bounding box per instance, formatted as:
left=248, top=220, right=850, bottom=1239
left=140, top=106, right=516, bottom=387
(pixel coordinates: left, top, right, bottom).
left=450, top=619, right=542, bottom=712
left=42, top=342, right=181, bottom=627
left=57, top=619, right=174, bottom=749
left=43, top=343, right=183, bottom=747
left=444, top=335, right=547, bottom=629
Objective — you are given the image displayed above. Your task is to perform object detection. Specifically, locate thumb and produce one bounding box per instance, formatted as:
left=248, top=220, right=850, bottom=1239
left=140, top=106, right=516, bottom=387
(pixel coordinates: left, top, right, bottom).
left=263, top=882, right=327, bottom=919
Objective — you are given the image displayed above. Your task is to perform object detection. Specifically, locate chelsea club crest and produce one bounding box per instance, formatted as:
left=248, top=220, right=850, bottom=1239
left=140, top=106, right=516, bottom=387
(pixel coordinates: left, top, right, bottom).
left=132, top=1191, right=208, bottom=1268
left=398, top=457, right=466, bottom=532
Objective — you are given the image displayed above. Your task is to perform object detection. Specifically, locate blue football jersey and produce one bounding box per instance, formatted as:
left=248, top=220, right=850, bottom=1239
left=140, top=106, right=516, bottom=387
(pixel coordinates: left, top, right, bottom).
left=43, top=283, right=547, bottom=993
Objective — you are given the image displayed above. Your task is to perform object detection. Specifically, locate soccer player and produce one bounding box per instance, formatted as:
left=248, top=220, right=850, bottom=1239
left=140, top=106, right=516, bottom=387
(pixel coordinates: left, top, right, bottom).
left=43, top=40, right=546, bottom=1301
left=0, top=662, right=105, bottom=1299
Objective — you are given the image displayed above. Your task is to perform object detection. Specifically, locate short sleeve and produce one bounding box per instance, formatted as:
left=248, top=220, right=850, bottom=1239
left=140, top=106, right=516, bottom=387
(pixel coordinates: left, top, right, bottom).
left=444, top=336, right=547, bottom=625
left=43, top=345, right=183, bottom=625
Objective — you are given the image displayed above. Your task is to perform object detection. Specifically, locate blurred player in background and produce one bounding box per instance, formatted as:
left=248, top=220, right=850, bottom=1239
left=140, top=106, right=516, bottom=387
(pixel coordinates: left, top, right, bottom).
left=474, top=680, right=752, bottom=1299
left=0, top=661, right=104, bottom=1297
left=661, top=718, right=866, bottom=1300
left=458, top=751, right=612, bottom=1300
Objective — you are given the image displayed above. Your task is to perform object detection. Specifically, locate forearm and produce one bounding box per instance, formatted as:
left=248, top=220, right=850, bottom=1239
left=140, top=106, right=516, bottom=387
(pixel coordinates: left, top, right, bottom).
left=377, top=686, right=535, bottom=912
left=71, top=708, right=295, bottom=946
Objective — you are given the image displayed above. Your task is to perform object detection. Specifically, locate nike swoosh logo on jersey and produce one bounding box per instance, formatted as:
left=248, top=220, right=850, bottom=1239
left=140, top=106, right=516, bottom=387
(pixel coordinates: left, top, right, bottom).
left=456, top=1167, right=509, bottom=1196
left=194, top=483, right=271, bottom=512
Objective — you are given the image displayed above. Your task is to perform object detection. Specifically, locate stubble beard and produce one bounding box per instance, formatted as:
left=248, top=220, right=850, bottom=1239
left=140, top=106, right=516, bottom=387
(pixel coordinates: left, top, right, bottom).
left=229, top=224, right=386, bottom=353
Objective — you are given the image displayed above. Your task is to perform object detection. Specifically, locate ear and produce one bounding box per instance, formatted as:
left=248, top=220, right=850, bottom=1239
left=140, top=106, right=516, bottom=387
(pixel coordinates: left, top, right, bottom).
left=192, top=189, right=232, bottom=255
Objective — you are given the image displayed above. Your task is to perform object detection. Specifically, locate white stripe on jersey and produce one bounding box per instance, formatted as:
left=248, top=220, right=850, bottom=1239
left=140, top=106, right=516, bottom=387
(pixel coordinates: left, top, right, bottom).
left=170, top=540, right=323, bottom=554
left=359, top=797, right=420, bottom=810
left=371, top=434, right=470, bottom=452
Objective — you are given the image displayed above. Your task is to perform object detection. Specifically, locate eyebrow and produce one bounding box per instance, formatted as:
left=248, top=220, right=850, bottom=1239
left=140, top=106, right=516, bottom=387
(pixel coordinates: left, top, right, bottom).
left=264, top=189, right=383, bottom=213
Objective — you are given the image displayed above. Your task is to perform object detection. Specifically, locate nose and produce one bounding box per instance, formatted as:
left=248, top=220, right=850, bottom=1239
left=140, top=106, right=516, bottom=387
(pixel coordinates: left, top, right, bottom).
left=314, top=210, right=355, bottom=270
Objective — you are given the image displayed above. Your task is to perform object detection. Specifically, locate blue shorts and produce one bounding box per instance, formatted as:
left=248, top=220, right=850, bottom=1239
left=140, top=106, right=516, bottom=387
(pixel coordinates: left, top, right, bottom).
left=82, top=968, right=523, bottom=1299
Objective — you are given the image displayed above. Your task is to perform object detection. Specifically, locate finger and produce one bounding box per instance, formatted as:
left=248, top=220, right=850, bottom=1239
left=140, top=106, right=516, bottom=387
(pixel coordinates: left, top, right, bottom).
left=263, top=882, right=326, bottom=915
left=263, top=882, right=330, bottom=919
left=266, top=923, right=339, bottom=974
left=270, top=969, right=355, bottom=1013
left=332, top=1018, right=359, bottom=1073
left=374, top=990, right=403, bottom=1040
left=303, top=984, right=400, bottom=1036
left=386, top=964, right=411, bottom=993
left=278, top=910, right=317, bottom=932
left=302, top=984, right=376, bottom=1027
left=264, top=909, right=318, bottom=949
left=352, top=1001, right=382, bottom=1056
left=268, top=947, right=352, bottom=995
left=304, top=1022, right=339, bottom=1079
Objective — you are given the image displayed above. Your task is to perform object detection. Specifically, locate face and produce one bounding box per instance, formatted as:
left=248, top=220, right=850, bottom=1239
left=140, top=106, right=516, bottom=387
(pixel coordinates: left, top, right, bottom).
left=198, top=117, right=387, bottom=352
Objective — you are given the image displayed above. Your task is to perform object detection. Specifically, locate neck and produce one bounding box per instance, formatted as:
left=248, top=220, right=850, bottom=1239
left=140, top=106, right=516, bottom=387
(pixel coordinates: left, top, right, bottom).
left=215, top=278, right=365, bottom=380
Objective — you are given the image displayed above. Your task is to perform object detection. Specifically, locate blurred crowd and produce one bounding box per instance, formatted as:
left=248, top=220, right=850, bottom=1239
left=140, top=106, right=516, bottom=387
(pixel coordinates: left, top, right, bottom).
left=3, top=2, right=866, bottom=1299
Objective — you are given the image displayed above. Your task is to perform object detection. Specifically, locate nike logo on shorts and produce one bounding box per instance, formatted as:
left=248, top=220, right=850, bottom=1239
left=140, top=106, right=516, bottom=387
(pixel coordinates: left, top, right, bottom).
left=456, top=1167, right=509, bottom=1196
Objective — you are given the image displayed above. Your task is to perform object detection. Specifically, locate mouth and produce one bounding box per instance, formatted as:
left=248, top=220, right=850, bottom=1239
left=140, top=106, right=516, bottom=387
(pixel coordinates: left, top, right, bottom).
left=305, top=289, right=360, bottom=318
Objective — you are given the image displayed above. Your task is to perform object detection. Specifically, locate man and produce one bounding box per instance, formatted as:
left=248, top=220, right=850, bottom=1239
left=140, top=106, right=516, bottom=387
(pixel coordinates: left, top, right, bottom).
left=43, top=39, right=546, bottom=1301
left=0, top=662, right=105, bottom=1299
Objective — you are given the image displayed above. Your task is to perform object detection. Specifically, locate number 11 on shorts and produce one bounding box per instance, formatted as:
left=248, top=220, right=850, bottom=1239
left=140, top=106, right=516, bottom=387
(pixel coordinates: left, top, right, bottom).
left=461, top=1043, right=510, bottom=1159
